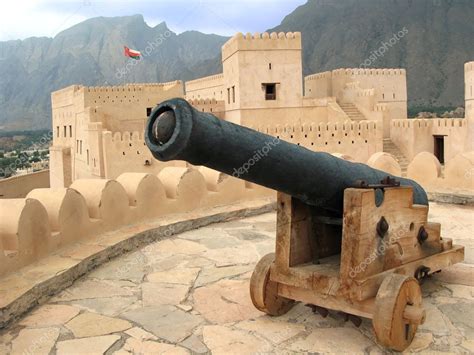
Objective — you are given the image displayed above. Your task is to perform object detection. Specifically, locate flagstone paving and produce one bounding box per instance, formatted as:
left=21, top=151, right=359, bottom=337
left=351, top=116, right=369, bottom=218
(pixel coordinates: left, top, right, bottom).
left=0, top=202, right=473, bottom=354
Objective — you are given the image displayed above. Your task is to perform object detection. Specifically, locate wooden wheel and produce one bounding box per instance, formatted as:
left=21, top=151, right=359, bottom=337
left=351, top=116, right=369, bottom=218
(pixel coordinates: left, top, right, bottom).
left=250, top=253, right=295, bottom=316
left=373, top=273, right=426, bottom=351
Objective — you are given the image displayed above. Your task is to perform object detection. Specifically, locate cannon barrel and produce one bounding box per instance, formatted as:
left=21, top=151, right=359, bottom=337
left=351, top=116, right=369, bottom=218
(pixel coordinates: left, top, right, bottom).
left=145, top=98, right=427, bottom=215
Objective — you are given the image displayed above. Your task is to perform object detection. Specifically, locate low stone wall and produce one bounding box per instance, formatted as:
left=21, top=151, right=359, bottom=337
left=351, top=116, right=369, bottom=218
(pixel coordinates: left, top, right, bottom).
left=0, top=167, right=272, bottom=277
left=0, top=197, right=274, bottom=328
left=0, top=170, right=50, bottom=198
left=366, top=151, right=474, bottom=197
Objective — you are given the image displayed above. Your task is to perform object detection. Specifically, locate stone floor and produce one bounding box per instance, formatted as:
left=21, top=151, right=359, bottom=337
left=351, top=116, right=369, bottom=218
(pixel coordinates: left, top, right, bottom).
left=0, top=202, right=473, bottom=354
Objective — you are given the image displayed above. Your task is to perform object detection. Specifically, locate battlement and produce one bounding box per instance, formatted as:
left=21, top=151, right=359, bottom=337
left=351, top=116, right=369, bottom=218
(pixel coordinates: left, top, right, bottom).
left=222, top=31, right=302, bottom=61
left=51, top=85, right=83, bottom=97
left=305, top=71, right=332, bottom=81
left=332, top=68, right=406, bottom=76
left=187, top=98, right=222, bottom=105
left=391, top=118, right=466, bottom=129
left=465, top=61, right=474, bottom=72
left=85, top=80, right=182, bottom=92
left=358, top=88, right=376, bottom=97
left=106, top=131, right=144, bottom=143
left=0, top=168, right=272, bottom=278
left=185, top=73, right=224, bottom=88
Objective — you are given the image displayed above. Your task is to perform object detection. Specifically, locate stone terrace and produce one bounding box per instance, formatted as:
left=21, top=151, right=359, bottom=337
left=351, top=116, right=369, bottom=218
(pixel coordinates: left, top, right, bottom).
left=0, top=203, right=473, bottom=354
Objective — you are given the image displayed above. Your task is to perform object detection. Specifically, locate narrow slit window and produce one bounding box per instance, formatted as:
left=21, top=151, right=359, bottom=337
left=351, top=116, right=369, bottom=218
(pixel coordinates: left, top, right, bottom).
left=232, top=86, right=235, bottom=103
left=227, top=88, right=230, bottom=104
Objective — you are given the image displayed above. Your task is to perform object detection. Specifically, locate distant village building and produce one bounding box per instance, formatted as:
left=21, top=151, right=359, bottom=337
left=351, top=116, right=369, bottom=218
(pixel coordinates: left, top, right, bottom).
left=49, top=32, right=474, bottom=187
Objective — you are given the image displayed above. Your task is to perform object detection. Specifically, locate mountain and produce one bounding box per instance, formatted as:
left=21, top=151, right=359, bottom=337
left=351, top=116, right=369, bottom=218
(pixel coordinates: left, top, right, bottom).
left=0, top=15, right=228, bottom=130
left=269, top=0, right=474, bottom=111
left=1, top=1, right=473, bottom=130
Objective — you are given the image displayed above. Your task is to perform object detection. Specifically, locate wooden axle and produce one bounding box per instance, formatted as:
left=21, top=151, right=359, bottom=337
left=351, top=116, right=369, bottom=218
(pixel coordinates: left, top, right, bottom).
left=403, top=304, right=426, bottom=325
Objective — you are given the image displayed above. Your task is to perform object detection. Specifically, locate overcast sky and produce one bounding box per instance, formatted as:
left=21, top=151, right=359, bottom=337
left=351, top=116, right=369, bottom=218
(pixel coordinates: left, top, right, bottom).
left=0, top=0, right=306, bottom=41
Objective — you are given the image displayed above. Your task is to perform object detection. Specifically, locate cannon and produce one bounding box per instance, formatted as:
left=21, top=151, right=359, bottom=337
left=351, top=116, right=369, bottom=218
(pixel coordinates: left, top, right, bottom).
left=145, top=98, right=464, bottom=351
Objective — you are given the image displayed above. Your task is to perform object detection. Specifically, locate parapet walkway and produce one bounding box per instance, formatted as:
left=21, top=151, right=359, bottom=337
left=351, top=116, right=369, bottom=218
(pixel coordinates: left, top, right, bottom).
left=0, top=203, right=473, bottom=354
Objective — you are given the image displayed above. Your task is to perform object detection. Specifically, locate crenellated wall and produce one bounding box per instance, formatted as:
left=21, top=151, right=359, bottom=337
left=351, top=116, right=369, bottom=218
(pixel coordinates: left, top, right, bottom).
left=304, top=68, right=407, bottom=138
left=250, top=120, right=382, bottom=163
left=0, top=168, right=272, bottom=277
left=366, top=151, right=474, bottom=193
left=304, top=71, right=333, bottom=99
left=331, top=68, right=407, bottom=105
left=187, top=98, right=226, bottom=119
left=221, top=31, right=302, bottom=62
left=101, top=130, right=185, bottom=180
left=391, top=118, right=468, bottom=162
left=50, top=81, right=184, bottom=185
left=185, top=74, right=224, bottom=102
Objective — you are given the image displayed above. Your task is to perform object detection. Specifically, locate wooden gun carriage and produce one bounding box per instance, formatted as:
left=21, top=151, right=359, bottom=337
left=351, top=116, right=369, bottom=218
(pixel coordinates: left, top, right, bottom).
left=250, top=187, right=463, bottom=351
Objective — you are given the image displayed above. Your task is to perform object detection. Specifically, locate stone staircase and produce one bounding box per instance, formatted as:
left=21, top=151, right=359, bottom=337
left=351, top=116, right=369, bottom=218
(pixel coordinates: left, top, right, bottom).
left=338, top=102, right=366, bottom=121
left=383, top=138, right=410, bottom=176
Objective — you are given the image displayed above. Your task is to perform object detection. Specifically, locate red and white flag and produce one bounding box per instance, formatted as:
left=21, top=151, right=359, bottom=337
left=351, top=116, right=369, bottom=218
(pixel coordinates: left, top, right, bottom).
left=124, top=46, right=141, bottom=60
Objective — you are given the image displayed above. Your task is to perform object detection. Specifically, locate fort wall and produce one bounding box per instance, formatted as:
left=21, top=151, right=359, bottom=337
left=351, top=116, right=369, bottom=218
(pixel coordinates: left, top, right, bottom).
left=188, top=98, right=226, bottom=119
left=50, top=81, right=184, bottom=185
left=391, top=118, right=467, bottom=161
left=221, top=32, right=302, bottom=62
left=250, top=119, right=382, bottom=162
left=101, top=131, right=185, bottom=180
left=331, top=68, right=407, bottom=104
left=366, top=151, right=474, bottom=193
left=185, top=73, right=224, bottom=102
left=0, top=170, right=50, bottom=198
left=466, top=62, right=474, bottom=118
left=304, top=68, right=407, bottom=137
left=0, top=168, right=272, bottom=277
left=465, top=62, right=474, bottom=151
left=304, top=71, right=333, bottom=98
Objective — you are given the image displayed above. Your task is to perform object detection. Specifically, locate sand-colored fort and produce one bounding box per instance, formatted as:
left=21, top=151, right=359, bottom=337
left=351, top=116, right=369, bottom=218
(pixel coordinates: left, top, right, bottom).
left=47, top=32, right=473, bottom=188
left=0, top=33, right=473, bottom=343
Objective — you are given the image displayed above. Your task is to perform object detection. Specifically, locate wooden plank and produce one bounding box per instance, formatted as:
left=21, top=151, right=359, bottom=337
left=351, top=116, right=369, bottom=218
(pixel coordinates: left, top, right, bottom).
left=270, top=255, right=340, bottom=292
left=352, top=245, right=464, bottom=301
left=340, top=187, right=444, bottom=282
left=278, top=283, right=375, bottom=319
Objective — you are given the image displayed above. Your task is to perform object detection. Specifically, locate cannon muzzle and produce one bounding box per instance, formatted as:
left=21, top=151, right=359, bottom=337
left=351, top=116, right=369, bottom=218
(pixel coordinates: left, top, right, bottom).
left=145, top=98, right=427, bottom=215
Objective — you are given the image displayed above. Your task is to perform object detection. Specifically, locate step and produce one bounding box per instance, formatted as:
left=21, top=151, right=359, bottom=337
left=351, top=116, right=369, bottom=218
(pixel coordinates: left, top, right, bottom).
left=382, top=138, right=410, bottom=176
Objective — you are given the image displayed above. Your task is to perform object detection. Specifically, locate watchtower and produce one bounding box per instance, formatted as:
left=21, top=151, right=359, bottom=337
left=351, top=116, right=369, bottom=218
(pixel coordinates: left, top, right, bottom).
left=221, top=32, right=303, bottom=125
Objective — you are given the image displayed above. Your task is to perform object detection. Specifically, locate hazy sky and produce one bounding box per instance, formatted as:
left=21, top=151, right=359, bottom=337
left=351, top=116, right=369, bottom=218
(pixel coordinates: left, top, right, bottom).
left=0, top=0, right=307, bottom=41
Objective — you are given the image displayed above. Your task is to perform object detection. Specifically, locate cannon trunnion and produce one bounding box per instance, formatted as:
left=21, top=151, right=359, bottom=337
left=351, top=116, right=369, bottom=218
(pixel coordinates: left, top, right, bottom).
left=145, top=98, right=464, bottom=351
